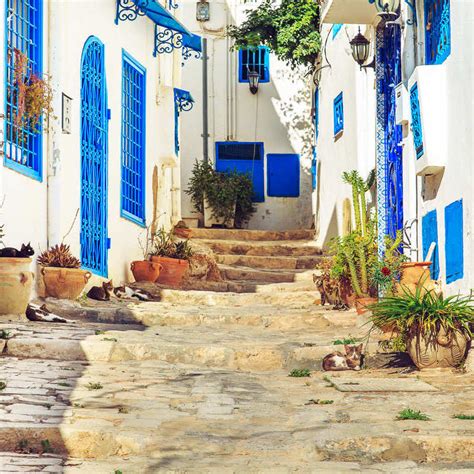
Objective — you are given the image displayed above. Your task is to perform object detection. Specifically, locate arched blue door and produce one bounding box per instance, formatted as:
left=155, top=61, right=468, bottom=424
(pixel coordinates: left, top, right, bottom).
left=80, top=37, right=109, bottom=276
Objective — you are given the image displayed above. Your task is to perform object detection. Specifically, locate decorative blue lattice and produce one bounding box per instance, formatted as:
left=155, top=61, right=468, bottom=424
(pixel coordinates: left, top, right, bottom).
left=182, top=46, right=202, bottom=62
left=115, top=0, right=148, bottom=24
left=425, top=0, right=451, bottom=65
left=168, top=0, right=178, bottom=9
left=174, top=88, right=194, bottom=155
left=409, top=83, right=424, bottom=159
left=5, top=0, right=43, bottom=181
left=333, top=92, right=344, bottom=137
left=154, top=24, right=183, bottom=56
left=238, top=47, right=270, bottom=83
left=121, top=51, right=146, bottom=226
left=80, top=37, right=109, bottom=277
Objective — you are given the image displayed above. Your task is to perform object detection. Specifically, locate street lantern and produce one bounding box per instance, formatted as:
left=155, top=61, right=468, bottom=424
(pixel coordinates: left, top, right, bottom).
left=350, top=30, right=375, bottom=69
left=248, top=69, right=260, bottom=95
left=196, top=0, right=210, bottom=22
left=372, top=0, right=400, bottom=20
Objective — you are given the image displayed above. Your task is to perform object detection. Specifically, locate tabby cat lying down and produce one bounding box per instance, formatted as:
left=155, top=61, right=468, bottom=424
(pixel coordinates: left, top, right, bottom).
left=87, top=281, right=152, bottom=302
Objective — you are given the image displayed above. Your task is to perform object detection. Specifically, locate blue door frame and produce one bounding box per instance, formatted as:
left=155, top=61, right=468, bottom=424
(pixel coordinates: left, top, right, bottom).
left=80, top=37, right=109, bottom=277
left=375, top=23, right=403, bottom=250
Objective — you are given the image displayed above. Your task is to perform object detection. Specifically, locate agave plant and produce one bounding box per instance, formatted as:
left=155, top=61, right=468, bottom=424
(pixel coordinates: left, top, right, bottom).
left=37, top=244, right=81, bottom=269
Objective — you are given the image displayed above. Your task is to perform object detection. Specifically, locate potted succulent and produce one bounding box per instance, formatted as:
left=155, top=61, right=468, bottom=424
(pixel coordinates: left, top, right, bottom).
left=186, top=160, right=255, bottom=228
left=150, top=228, right=194, bottom=288
left=38, top=244, right=91, bottom=300
left=368, top=286, right=474, bottom=369
left=0, top=224, right=34, bottom=315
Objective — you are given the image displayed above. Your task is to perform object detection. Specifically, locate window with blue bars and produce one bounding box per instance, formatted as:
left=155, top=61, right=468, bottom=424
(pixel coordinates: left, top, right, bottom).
left=409, top=83, right=424, bottom=159
left=238, top=46, right=270, bottom=83
left=425, top=0, right=451, bottom=65
left=5, top=0, right=44, bottom=181
left=121, top=51, right=147, bottom=226
left=333, top=92, right=344, bottom=137
left=332, top=24, right=343, bottom=39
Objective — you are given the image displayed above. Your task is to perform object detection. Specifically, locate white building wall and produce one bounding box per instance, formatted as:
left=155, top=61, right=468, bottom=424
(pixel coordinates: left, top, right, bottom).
left=179, top=0, right=313, bottom=230
left=1, top=0, right=184, bottom=290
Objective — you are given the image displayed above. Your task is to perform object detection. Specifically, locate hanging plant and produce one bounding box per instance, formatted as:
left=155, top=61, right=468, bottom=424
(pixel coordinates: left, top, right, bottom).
left=12, top=49, right=54, bottom=134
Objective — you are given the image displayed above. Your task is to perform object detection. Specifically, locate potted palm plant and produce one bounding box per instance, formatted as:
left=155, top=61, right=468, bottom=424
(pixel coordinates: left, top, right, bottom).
left=150, top=228, right=193, bottom=288
left=38, top=244, right=91, bottom=300
left=368, top=286, right=474, bottom=369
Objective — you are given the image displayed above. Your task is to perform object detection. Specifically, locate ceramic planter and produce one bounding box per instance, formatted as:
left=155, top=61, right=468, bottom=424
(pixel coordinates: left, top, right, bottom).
left=41, top=267, right=92, bottom=300
left=151, top=256, right=189, bottom=288
left=355, top=297, right=378, bottom=315
left=203, top=196, right=236, bottom=229
left=399, top=262, right=436, bottom=294
left=406, top=328, right=468, bottom=369
left=131, top=260, right=163, bottom=283
left=0, top=258, right=33, bottom=315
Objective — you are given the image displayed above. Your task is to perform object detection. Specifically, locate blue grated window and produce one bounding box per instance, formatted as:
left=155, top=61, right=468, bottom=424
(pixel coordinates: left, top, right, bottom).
left=409, top=83, right=424, bottom=159
left=445, top=199, right=464, bottom=284
left=333, top=92, right=344, bottom=137
left=238, top=46, right=270, bottom=83
left=121, top=51, right=146, bottom=226
left=422, top=209, right=440, bottom=280
left=332, top=24, right=343, bottom=39
left=4, top=0, right=44, bottom=181
left=425, top=0, right=451, bottom=65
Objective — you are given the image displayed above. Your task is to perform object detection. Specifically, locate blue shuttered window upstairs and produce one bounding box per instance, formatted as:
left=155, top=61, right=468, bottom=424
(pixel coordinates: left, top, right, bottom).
left=121, top=51, right=147, bottom=226
left=333, top=92, right=344, bottom=137
left=239, top=46, right=270, bottom=83
left=5, top=0, right=43, bottom=181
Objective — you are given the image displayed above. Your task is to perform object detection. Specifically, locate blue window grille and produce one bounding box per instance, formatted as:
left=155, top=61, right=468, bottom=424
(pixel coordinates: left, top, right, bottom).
left=409, top=83, right=424, bottom=159
left=215, top=142, right=265, bottom=202
left=267, top=154, right=300, bottom=198
left=4, top=0, right=43, bottom=181
left=238, top=46, right=270, bottom=83
left=121, top=51, right=146, bottom=226
left=445, top=199, right=464, bottom=284
left=332, top=24, right=343, bottom=39
left=80, top=37, right=109, bottom=277
left=422, top=209, right=440, bottom=280
left=333, top=92, right=344, bottom=137
left=425, top=0, right=451, bottom=65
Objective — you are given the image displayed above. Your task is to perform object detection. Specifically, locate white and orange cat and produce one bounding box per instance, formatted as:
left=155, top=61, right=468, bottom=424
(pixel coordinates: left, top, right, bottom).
left=322, top=344, right=363, bottom=371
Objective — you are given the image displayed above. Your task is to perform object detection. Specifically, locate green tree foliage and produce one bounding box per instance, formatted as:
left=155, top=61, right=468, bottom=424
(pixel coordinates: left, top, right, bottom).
left=227, top=0, right=321, bottom=73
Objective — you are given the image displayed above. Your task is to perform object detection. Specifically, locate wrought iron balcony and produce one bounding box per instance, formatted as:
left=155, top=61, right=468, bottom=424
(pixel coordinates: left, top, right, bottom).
left=320, top=0, right=378, bottom=25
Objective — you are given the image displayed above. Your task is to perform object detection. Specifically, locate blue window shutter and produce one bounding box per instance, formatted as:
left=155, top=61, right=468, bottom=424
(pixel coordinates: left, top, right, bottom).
left=409, top=83, right=424, bottom=159
left=422, top=210, right=440, bottom=280
left=267, top=154, right=300, bottom=198
left=5, top=0, right=44, bottom=181
left=425, top=0, right=451, bottom=65
left=238, top=46, right=270, bottom=83
left=120, top=50, right=147, bottom=226
left=445, top=199, right=464, bottom=284
left=333, top=92, right=344, bottom=137
left=215, top=142, right=265, bottom=202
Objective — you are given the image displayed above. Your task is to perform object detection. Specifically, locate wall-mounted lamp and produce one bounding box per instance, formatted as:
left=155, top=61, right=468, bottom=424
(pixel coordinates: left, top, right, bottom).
left=349, top=30, right=375, bottom=70
left=196, top=0, right=210, bottom=22
left=248, top=70, right=260, bottom=94
left=370, top=0, right=401, bottom=21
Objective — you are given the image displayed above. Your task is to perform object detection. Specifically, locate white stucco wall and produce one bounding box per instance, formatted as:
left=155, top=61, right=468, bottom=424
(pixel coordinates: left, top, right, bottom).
left=178, top=0, right=314, bottom=230
left=1, top=0, right=183, bottom=290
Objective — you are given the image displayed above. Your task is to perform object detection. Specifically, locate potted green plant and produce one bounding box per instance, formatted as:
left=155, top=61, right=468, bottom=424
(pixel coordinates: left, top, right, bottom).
left=186, top=160, right=256, bottom=228
left=150, top=228, right=194, bottom=288
left=0, top=225, right=34, bottom=315
left=368, top=286, right=474, bottom=369
left=38, top=244, right=91, bottom=300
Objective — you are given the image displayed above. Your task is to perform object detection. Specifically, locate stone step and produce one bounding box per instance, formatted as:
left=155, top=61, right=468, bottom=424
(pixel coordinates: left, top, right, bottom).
left=194, top=238, right=324, bottom=257
left=218, top=265, right=314, bottom=283
left=216, top=254, right=322, bottom=270
left=191, top=228, right=316, bottom=241
left=184, top=279, right=317, bottom=294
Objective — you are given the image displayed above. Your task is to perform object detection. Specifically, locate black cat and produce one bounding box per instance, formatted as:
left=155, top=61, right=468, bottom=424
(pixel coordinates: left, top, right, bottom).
left=0, top=243, right=34, bottom=258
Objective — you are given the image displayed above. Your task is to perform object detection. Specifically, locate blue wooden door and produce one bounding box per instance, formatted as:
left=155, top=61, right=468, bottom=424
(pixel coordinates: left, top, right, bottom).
left=381, top=26, right=403, bottom=239
left=80, top=37, right=109, bottom=276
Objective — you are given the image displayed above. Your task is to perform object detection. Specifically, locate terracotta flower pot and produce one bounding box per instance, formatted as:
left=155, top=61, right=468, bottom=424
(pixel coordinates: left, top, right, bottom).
left=406, top=328, right=468, bottom=369
left=355, top=297, right=378, bottom=315
left=0, top=258, right=33, bottom=315
left=131, top=260, right=163, bottom=283
left=41, top=267, right=92, bottom=300
left=398, top=262, right=436, bottom=294
left=151, top=256, right=189, bottom=288
left=174, top=227, right=192, bottom=239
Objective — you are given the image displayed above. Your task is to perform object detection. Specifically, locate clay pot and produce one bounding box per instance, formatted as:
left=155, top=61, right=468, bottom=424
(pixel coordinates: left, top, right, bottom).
left=398, top=262, right=437, bottom=294
left=151, top=256, right=189, bottom=288
left=406, top=328, right=468, bottom=369
left=355, top=297, right=378, bottom=315
left=174, top=227, right=192, bottom=239
left=41, top=267, right=92, bottom=300
left=0, top=258, right=33, bottom=315
left=131, top=260, right=163, bottom=283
